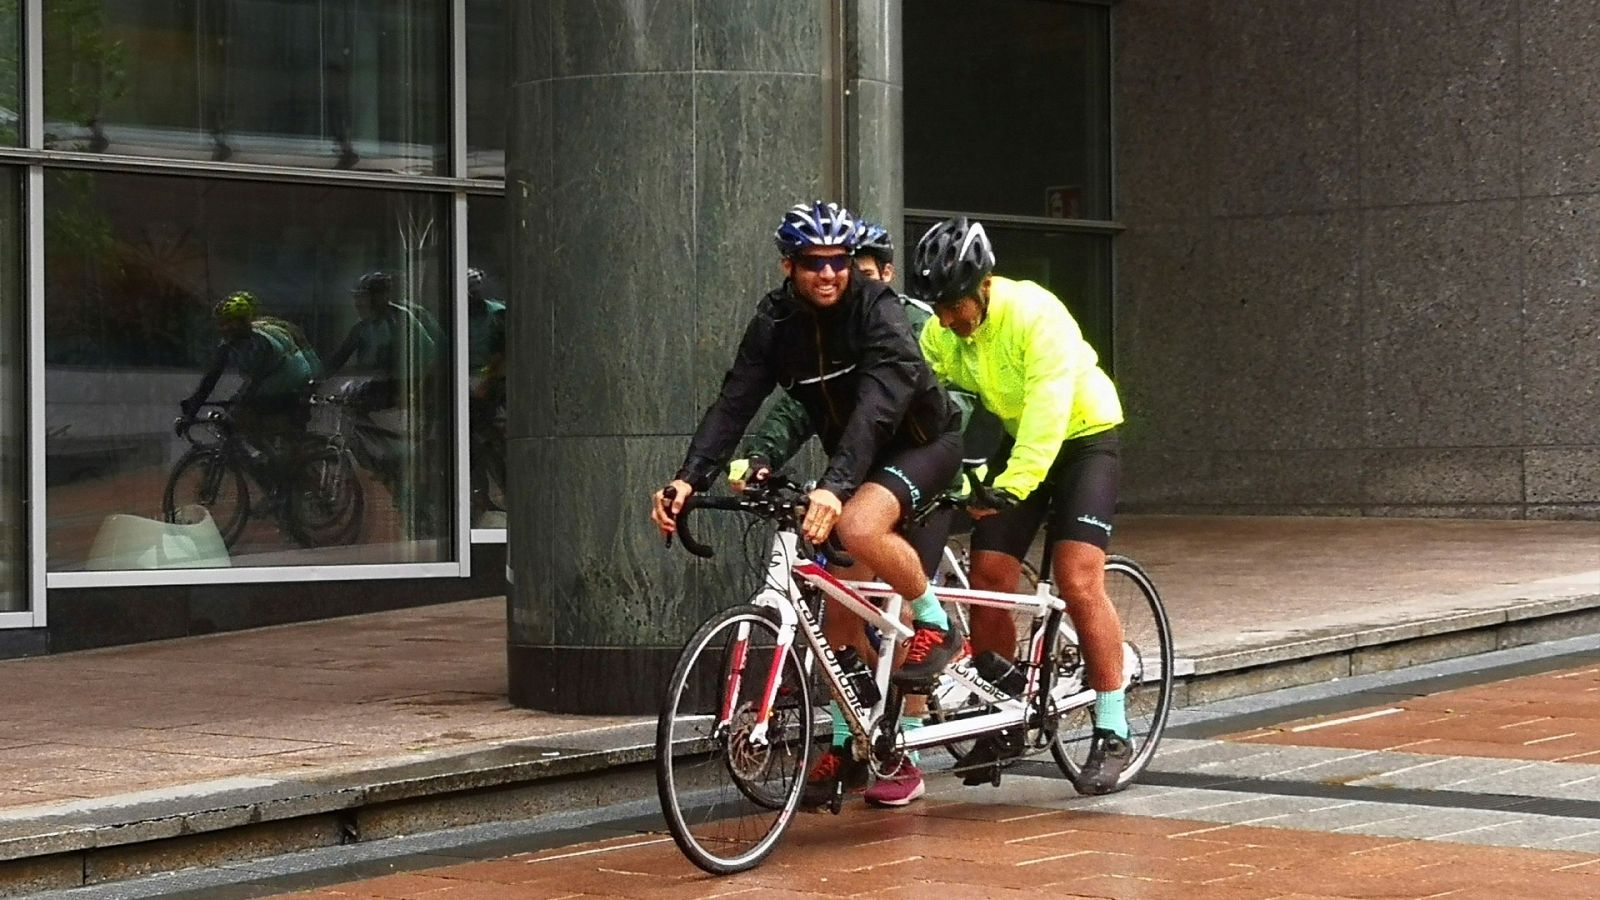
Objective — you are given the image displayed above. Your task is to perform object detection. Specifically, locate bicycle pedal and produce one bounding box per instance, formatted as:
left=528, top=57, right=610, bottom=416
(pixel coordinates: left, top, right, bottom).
left=827, top=788, right=843, bottom=815
left=989, top=767, right=1003, bottom=788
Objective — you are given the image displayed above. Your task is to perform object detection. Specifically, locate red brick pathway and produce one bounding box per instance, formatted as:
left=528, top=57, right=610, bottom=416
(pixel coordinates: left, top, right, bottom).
left=272, top=799, right=1600, bottom=899
left=1231, top=664, right=1600, bottom=764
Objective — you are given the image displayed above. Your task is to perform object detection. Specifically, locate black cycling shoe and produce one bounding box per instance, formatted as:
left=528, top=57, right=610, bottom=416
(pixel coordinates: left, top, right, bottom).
left=1072, top=728, right=1134, bottom=796
left=952, top=729, right=1023, bottom=786
left=801, top=746, right=868, bottom=808
left=892, top=620, right=965, bottom=687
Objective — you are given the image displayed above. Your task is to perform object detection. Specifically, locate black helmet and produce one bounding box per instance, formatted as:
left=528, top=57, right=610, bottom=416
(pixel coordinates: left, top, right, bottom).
left=352, top=270, right=394, bottom=298
left=773, top=201, right=858, bottom=257
left=909, top=217, right=994, bottom=305
left=854, top=220, right=894, bottom=264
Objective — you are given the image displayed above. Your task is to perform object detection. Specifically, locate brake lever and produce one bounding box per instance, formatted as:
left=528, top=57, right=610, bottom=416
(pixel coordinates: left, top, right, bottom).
left=661, top=485, right=677, bottom=548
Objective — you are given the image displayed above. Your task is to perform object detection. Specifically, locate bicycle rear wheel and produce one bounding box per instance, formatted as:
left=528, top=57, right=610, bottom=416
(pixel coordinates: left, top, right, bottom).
left=287, top=448, right=365, bottom=547
left=1050, top=555, right=1174, bottom=790
left=163, top=450, right=250, bottom=547
left=657, top=606, right=813, bottom=875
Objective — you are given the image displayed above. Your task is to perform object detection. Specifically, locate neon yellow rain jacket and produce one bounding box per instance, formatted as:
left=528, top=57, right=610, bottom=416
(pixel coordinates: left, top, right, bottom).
left=919, top=276, right=1122, bottom=501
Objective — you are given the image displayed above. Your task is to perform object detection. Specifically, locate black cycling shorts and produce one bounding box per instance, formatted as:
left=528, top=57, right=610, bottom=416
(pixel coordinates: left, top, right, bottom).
left=971, top=429, right=1120, bottom=556
left=863, top=430, right=964, bottom=520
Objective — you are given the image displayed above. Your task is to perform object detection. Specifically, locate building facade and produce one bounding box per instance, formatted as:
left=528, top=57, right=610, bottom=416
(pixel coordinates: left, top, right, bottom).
left=0, top=1, right=1120, bottom=657
left=6, top=1, right=1584, bottom=672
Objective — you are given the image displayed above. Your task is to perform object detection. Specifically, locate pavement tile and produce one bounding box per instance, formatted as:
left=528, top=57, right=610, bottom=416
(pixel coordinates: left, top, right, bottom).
left=1034, top=812, right=1228, bottom=837
left=326, top=872, right=464, bottom=898
left=1046, top=872, right=1280, bottom=899
left=1006, top=827, right=1237, bottom=861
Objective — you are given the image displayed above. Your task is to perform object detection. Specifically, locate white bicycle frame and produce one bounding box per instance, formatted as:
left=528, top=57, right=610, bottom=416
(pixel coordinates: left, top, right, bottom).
left=741, top=530, right=1099, bottom=759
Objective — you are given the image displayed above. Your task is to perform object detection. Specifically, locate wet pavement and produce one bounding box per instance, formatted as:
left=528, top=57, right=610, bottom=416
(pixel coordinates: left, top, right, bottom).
left=256, top=657, right=1600, bottom=899
left=0, top=515, right=1591, bottom=814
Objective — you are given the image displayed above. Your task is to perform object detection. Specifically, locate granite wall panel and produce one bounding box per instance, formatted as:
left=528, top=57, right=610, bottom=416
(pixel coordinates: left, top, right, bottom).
left=1522, top=195, right=1600, bottom=445
left=1117, top=3, right=1594, bottom=516
left=1359, top=0, right=1519, bottom=205
left=1361, top=201, right=1523, bottom=448
left=1208, top=0, right=1360, bottom=216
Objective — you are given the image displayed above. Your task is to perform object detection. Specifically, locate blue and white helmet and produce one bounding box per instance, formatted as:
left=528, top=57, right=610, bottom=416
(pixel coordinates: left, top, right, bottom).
left=773, top=201, right=858, bottom=257
left=853, top=220, right=894, bottom=263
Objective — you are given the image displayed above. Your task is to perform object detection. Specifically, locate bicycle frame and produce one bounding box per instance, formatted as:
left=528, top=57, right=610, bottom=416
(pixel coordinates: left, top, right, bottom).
left=729, top=528, right=1083, bottom=762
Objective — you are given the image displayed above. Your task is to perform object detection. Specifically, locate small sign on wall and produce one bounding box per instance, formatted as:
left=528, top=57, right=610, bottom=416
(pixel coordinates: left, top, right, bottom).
left=1045, top=185, right=1082, bottom=219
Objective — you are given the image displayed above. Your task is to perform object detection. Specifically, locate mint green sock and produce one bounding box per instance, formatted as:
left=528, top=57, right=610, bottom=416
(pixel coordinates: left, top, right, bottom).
left=908, top=585, right=949, bottom=630
left=898, top=715, right=922, bottom=766
left=1094, top=689, right=1129, bottom=739
left=830, top=701, right=850, bottom=747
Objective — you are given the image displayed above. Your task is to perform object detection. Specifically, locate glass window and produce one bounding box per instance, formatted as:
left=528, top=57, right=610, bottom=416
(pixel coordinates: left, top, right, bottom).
left=904, top=0, right=1111, bottom=220
left=466, top=194, right=506, bottom=528
left=43, top=1, right=449, bottom=175
left=44, top=171, right=454, bottom=572
left=0, top=2, right=18, bottom=145
left=466, top=0, right=507, bottom=179
left=909, top=218, right=1114, bottom=368
left=0, top=168, right=23, bottom=610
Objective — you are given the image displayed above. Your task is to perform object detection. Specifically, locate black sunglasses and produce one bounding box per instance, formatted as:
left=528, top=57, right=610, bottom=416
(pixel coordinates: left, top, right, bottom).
left=793, top=254, right=852, bottom=274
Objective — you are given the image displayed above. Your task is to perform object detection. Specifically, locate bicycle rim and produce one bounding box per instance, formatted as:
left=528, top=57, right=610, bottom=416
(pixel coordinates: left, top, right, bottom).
left=164, top=451, right=249, bottom=547
left=289, top=451, right=365, bottom=547
left=656, top=607, right=812, bottom=875
left=1050, top=556, right=1174, bottom=788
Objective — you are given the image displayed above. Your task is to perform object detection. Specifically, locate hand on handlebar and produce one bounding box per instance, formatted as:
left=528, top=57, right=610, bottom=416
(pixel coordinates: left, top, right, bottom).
left=800, top=487, right=841, bottom=545
left=967, top=483, right=1019, bottom=520
left=651, top=479, right=695, bottom=537
left=726, top=456, right=772, bottom=493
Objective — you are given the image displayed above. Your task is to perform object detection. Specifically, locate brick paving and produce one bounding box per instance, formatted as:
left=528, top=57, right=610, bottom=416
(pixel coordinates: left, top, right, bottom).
left=244, top=663, right=1600, bottom=899
left=1231, top=664, right=1600, bottom=764
left=266, top=799, right=1600, bottom=899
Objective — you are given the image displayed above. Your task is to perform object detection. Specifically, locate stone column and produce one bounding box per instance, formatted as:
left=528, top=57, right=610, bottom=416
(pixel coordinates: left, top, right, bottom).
left=506, top=2, right=898, bottom=714
left=845, top=1, right=904, bottom=268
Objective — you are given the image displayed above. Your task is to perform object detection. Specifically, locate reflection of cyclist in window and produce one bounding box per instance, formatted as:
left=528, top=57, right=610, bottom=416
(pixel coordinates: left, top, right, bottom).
left=180, top=290, right=316, bottom=491
left=651, top=201, right=967, bottom=808
left=324, top=270, right=444, bottom=533
left=467, top=267, right=507, bottom=519
left=326, top=271, right=417, bottom=410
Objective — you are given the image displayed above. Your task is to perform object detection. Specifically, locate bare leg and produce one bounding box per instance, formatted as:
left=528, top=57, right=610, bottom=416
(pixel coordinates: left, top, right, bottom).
left=1052, top=540, right=1123, bottom=691
left=967, top=550, right=1024, bottom=660
left=833, top=483, right=927, bottom=606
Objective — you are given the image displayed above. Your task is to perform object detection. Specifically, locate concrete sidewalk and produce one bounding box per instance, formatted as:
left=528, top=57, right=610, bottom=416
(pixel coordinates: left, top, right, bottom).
left=0, top=515, right=1594, bottom=894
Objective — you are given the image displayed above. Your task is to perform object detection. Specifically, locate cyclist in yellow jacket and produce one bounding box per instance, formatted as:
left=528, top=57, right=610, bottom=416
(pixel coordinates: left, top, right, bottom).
left=912, top=216, right=1132, bottom=795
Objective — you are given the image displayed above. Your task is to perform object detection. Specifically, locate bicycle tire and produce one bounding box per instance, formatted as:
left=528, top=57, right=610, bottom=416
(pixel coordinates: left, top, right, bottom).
left=286, top=448, right=365, bottom=548
left=1049, top=555, right=1174, bottom=790
left=657, top=606, right=812, bottom=875
left=163, top=449, right=250, bottom=547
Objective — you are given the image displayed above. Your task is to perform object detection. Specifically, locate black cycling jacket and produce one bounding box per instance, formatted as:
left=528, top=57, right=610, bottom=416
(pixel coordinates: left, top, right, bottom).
left=677, top=277, right=960, bottom=499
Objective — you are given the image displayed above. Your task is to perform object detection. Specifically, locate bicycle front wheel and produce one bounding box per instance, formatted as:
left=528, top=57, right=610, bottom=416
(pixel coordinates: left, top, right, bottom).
left=1050, top=555, right=1174, bottom=789
left=657, top=606, right=813, bottom=875
left=164, top=450, right=250, bottom=547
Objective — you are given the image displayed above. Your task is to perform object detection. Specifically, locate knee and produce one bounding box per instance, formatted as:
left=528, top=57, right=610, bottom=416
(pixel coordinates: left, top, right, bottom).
left=969, top=556, right=1015, bottom=592
left=832, top=507, right=876, bottom=551
left=1057, top=556, right=1105, bottom=608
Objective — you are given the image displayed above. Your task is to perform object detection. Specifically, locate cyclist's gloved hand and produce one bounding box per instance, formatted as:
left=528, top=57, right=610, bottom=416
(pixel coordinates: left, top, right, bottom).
left=179, top=397, right=201, bottom=418
left=726, top=456, right=772, bottom=493
left=968, top=483, right=1019, bottom=519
